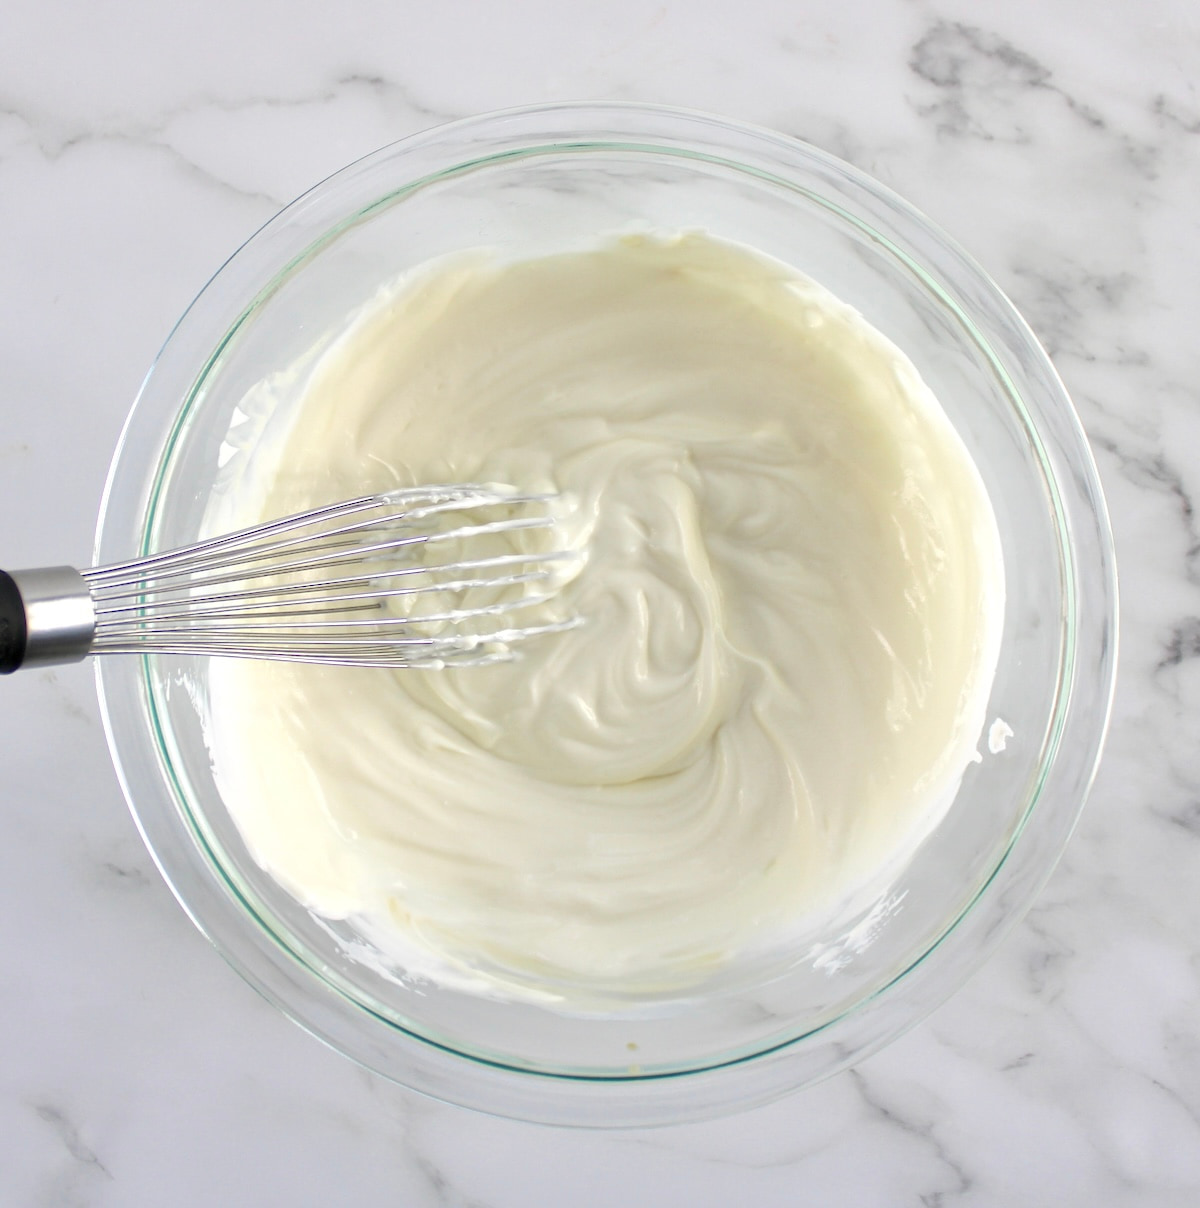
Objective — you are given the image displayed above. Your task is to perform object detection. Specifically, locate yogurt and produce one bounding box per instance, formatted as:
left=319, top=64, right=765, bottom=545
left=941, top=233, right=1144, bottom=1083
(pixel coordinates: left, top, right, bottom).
left=205, top=231, right=1005, bottom=1004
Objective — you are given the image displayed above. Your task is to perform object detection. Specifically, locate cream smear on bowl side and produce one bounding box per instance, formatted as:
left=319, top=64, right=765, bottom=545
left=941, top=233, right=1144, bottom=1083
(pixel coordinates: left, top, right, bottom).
left=203, top=231, right=1005, bottom=1006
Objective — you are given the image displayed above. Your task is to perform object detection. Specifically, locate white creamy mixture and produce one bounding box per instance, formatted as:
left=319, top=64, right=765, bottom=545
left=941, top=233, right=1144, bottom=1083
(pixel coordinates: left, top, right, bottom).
left=206, top=232, right=1004, bottom=1003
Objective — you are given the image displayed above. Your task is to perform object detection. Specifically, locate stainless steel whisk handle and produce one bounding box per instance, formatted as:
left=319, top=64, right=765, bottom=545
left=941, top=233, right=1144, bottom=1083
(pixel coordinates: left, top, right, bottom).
left=0, top=568, right=96, bottom=673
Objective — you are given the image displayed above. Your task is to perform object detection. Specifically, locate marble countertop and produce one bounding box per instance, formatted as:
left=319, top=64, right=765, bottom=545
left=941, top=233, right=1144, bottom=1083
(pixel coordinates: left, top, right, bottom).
left=2, top=1, right=1198, bottom=1203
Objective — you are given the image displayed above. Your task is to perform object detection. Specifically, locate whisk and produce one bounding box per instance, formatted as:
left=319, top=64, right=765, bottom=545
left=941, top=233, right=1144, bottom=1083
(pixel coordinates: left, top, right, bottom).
left=0, top=484, right=580, bottom=675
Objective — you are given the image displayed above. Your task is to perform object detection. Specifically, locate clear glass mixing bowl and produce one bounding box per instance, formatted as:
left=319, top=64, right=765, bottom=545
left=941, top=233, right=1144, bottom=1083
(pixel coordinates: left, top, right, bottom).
left=94, top=103, right=1117, bottom=1126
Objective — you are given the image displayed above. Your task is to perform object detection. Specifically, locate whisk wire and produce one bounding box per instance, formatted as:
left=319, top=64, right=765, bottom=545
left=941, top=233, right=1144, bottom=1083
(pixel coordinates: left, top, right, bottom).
left=1, top=485, right=581, bottom=673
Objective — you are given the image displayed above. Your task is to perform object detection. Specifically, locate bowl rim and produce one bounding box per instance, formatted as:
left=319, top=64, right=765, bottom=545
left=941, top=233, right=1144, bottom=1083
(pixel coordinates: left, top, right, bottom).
left=93, top=100, right=1119, bottom=1126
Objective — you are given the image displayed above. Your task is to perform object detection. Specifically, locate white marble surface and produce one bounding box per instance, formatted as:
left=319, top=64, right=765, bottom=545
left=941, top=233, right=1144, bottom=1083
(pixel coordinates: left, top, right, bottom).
left=1, top=0, right=1197, bottom=1202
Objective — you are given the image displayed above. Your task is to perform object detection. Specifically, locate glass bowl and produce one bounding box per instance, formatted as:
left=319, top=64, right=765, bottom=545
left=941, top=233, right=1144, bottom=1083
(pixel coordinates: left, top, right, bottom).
left=94, top=103, right=1117, bottom=1126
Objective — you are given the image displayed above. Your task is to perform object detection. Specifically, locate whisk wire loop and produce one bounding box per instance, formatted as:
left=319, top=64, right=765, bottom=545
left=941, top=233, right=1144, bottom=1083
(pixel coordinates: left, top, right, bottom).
left=0, top=485, right=580, bottom=673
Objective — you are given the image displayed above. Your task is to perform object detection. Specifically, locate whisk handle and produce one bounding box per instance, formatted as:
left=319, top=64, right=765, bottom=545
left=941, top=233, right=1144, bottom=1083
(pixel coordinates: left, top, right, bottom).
left=0, top=571, right=27, bottom=673
left=0, top=567, right=96, bottom=674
